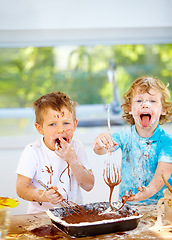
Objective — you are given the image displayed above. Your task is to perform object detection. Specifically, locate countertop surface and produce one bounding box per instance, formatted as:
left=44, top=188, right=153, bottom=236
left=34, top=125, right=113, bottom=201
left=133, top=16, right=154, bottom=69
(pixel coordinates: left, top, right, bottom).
left=6, top=204, right=172, bottom=240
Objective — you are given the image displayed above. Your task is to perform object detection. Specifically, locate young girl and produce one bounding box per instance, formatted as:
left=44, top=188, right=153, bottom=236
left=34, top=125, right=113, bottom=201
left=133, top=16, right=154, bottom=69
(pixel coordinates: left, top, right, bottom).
left=93, top=76, right=172, bottom=204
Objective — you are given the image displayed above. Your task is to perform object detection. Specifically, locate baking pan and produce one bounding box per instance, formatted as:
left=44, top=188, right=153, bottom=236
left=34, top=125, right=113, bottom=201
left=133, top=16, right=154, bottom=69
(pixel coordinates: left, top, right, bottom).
left=47, top=201, right=143, bottom=238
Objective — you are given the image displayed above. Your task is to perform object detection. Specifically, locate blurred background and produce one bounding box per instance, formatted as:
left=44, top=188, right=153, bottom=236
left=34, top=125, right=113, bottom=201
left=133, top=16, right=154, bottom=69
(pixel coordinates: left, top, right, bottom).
left=0, top=0, right=172, bottom=214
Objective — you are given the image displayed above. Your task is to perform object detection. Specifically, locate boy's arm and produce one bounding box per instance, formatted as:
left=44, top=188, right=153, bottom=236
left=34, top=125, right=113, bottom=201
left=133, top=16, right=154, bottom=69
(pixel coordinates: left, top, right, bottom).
left=68, top=156, right=95, bottom=192
left=55, top=138, right=95, bottom=191
left=56, top=149, right=95, bottom=192
left=128, top=162, right=172, bottom=202
left=16, top=174, right=63, bottom=204
left=16, top=174, right=47, bottom=202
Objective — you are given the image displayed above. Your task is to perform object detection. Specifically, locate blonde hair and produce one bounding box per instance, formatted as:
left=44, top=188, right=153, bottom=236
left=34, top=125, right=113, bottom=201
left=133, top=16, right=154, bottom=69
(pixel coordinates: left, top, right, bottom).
left=33, top=91, right=77, bottom=126
left=121, top=76, right=172, bottom=125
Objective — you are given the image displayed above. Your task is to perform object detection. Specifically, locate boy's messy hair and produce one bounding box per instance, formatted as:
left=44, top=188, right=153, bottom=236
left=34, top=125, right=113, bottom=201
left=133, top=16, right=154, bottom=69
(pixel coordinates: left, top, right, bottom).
left=121, top=76, right=172, bottom=125
left=33, top=91, right=78, bottom=126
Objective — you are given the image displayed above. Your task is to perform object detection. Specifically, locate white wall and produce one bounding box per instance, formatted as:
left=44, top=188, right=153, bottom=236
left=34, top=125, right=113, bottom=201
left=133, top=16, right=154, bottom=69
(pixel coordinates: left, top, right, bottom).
left=1, top=0, right=171, bottom=29
left=0, top=0, right=172, bottom=47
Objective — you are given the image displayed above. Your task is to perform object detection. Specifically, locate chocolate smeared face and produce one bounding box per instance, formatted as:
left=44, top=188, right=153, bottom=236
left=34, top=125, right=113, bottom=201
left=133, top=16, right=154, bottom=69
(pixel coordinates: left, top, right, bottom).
left=36, top=106, right=78, bottom=151
left=131, top=87, right=165, bottom=135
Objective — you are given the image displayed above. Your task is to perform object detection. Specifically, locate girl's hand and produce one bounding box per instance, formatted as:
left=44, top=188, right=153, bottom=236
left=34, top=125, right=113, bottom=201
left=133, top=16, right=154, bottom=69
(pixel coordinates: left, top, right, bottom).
left=92, top=133, right=117, bottom=155
left=127, top=186, right=147, bottom=202
left=46, top=186, right=63, bottom=205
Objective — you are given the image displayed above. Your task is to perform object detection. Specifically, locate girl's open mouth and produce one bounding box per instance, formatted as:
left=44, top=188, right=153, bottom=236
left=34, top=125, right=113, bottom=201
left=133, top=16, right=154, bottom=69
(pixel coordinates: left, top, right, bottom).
left=140, top=113, right=151, bottom=127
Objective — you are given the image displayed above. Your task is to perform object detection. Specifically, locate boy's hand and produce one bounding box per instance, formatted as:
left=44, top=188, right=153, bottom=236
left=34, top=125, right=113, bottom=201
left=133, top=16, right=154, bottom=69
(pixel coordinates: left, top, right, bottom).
left=46, top=186, right=63, bottom=205
left=55, top=137, right=77, bottom=163
left=92, top=133, right=117, bottom=155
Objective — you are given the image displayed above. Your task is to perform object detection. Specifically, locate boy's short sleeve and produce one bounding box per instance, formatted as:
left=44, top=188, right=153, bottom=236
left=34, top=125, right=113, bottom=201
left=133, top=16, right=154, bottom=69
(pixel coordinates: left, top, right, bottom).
left=16, top=145, right=38, bottom=179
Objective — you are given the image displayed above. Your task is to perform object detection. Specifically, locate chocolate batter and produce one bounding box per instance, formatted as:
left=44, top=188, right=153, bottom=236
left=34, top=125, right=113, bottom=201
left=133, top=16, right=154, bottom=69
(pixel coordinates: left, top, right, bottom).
left=61, top=207, right=138, bottom=224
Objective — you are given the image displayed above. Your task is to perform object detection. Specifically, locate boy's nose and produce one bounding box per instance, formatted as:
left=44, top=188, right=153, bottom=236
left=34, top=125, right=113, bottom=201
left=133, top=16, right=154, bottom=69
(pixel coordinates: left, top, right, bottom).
left=55, top=125, right=65, bottom=134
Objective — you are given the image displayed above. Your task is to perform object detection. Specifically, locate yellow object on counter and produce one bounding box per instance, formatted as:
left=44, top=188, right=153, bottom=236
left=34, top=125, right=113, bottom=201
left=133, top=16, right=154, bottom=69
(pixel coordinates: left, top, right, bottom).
left=0, top=197, right=19, bottom=209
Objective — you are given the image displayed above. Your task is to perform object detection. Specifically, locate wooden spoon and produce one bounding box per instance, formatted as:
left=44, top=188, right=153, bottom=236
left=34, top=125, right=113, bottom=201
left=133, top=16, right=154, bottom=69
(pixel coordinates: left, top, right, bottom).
left=161, top=174, right=172, bottom=194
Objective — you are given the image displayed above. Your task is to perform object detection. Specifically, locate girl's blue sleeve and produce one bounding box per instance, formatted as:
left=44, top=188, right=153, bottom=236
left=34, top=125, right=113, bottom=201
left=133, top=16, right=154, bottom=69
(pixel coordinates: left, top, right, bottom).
left=158, top=134, right=172, bottom=163
left=111, top=129, right=123, bottom=151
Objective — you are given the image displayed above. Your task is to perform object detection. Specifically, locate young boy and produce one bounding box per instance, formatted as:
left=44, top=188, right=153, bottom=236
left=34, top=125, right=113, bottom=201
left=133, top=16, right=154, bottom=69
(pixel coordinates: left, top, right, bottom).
left=16, top=91, right=94, bottom=213
left=92, top=76, right=172, bottom=204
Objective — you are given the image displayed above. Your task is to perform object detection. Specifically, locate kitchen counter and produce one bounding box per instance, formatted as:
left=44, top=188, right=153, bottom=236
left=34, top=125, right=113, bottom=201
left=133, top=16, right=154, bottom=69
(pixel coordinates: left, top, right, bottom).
left=6, top=205, right=172, bottom=240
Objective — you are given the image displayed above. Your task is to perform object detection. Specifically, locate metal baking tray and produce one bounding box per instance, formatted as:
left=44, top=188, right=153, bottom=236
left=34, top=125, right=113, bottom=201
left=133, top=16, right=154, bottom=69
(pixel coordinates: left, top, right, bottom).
left=47, top=201, right=143, bottom=238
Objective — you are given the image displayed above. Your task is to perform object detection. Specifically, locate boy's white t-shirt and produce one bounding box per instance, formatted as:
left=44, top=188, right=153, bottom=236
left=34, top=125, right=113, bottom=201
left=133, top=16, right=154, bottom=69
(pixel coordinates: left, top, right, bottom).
left=16, top=138, right=91, bottom=214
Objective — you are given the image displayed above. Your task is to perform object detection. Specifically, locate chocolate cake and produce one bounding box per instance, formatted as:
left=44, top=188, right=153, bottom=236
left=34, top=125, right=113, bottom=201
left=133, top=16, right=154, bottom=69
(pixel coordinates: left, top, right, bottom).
left=47, top=202, right=142, bottom=237
left=61, top=205, right=138, bottom=224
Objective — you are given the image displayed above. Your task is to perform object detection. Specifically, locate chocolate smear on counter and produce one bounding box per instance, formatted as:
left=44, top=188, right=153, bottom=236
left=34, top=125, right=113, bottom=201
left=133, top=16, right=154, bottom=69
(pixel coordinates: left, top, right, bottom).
left=31, top=225, right=59, bottom=238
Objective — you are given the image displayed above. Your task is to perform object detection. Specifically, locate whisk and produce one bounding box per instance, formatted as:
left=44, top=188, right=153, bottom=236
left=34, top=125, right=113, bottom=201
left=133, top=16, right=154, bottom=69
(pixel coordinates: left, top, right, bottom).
left=103, top=158, right=122, bottom=210
left=103, top=105, right=122, bottom=210
left=37, top=180, right=86, bottom=215
left=107, top=104, right=111, bottom=135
